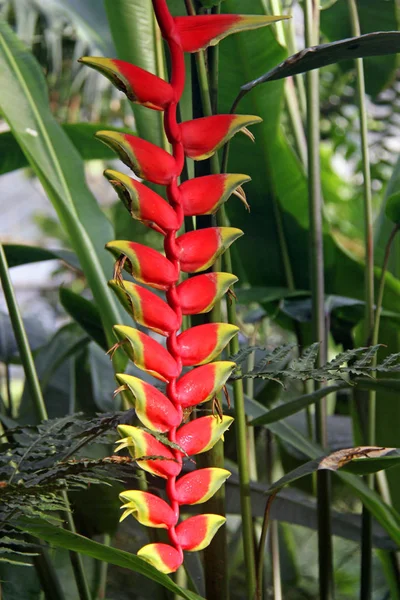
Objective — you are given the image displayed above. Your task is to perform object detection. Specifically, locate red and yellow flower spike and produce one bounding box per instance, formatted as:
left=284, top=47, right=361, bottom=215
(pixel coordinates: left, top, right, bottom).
left=80, top=0, right=279, bottom=575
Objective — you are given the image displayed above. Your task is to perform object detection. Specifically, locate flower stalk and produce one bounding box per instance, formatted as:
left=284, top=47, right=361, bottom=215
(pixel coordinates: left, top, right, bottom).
left=82, top=0, right=286, bottom=579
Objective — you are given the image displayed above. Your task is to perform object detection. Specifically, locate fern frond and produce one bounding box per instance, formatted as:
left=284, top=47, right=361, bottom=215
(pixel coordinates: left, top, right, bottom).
left=231, top=343, right=400, bottom=384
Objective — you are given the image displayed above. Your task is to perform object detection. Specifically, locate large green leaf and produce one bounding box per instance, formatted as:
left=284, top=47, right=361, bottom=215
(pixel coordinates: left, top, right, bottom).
left=320, top=0, right=399, bottom=96
left=16, top=519, right=204, bottom=600
left=0, top=123, right=133, bottom=175
left=240, top=32, right=400, bottom=92
left=0, top=20, right=124, bottom=360
left=3, top=244, right=80, bottom=271
left=219, top=2, right=400, bottom=314
left=59, top=288, right=108, bottom=351
left=104, top=0, right=164, bottom=148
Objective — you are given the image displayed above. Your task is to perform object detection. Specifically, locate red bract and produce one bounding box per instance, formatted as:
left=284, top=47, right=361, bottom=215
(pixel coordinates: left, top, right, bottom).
left=119, top=490, right=177, bottom=527
left=113, top=326, right=179, bottom=381
left=115, top=374, right=181, bottom=432
left=104, top=170, right=179, bottom=233
left=80, top=0, right=269, bottom=575
left=109, top=280, right=179, bottom=335
left=177, top=227, right=243, bottom=272
left=175, top=362, right=236, bottom=408
left=105, top=241, right=177, bottom=289
left=176, top=514, right=226, bottom=551
left=96, top=131, right=178, bottom=184
left=176, top=272, right=238, bottom=314
left=179, top=173, right=250, bottom=216
left=174, top=14, right=289, bottom=52
left=78, top=57, right=174, bottom=109
left=175, top=468, right=231, bottom=505
left=177, top=416, right=234, bottom=455
left=177, top=323, right=239, bottom=366
left=117, top=425, right=181, bottom=479
left=181, top=114, right=262, bottom=160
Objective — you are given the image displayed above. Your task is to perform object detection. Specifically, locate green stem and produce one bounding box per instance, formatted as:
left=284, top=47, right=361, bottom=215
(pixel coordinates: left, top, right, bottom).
left=222, top=239, right=257, bottom=599
left=153, top=12, right=169, bottom=153
left=0, top=244, right=47, bottom=422
left=303, top=3, right=334, bottom=599
left=5, top=362, right=12, bottom=417
left=372, top=224, right=400, bottom=348
left=267, top=431, right=282, bottom=600
left=268, top=0, right=307, bottom=167
left=347, top=3, right=375, bottom=598
left=209, top=3, right=220, bottom=115
left=92, top=534, right=111, bottom=600
left=256, top=492, right=276, bottom=599
left=0, top=244, right=93, bottom=600
left=62, top=494, right=93, bottom=600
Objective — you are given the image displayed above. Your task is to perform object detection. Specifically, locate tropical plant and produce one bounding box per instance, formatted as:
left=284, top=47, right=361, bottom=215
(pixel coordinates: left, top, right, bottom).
left=2, top=1, right=400, bottom=600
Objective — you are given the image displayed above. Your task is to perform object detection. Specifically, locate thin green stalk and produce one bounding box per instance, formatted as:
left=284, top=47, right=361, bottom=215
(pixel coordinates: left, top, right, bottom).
left=222, top=241, right=257, bottom=599
left=153, top=12, right=169, bottom=153
left=92, top=534, right=111, bottom=600
left=372, top=224, right=400, bottom=348
left=303, top=3, right=334, bottom=600
left=33, top=545, right=66, bottom=600
left=62, top=495, right=93, bottom=600
left=256, top=492, right=276, bottom=600
left=0, top=244, right=93, bottom=600
left=286, top=14, right=307, bottom=119
left=246, top=336, right=258, bottom=482
left=347, top=3, right=375, bottom=598
left=209, top=3, right=220, bottom=115
left=267, top=0, right=307, bottom=166
left=0, top=244, right=47, bottom=422
left=267, top=431, right=282, bottom=600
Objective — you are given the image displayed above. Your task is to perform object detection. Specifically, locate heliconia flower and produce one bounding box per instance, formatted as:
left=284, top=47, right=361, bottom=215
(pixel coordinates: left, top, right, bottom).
left=176, top=272, right=238, bottom=314
left=176, top=415, right=234, bottom=455
left=175, top=514, right=226, bottom=551
left=81, top=0, right=266, bottom=575
left=177, top=227, right=243, bottom=273
left=106, top=241, right=177, bottom=289
left=115, top=374, right=181, bottom=432
left=174, top=14, right=289, bottom=53
left=119, top=490, right=177, bottom=528
left=176, top=362, right=236, bottom=408
left=104, top=170, right=179, bottom=233
left=179, top=174, right=250, bottom=216
left=177, top=323, right=239, bottom=366
left=96, top=131, right=178, bottom=185
left=181, top=115, right=262, bottom=160
left=78, top=57, right=174, bottom=109
left=109, top=280, right=179, bottom=336
left=113, top=325, right=179, bottom=382
left=175, top=468, right=231, bottom=505
left=117, top=425, right=181, bottom=479
left=137, top=543, right=183, bottom=574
